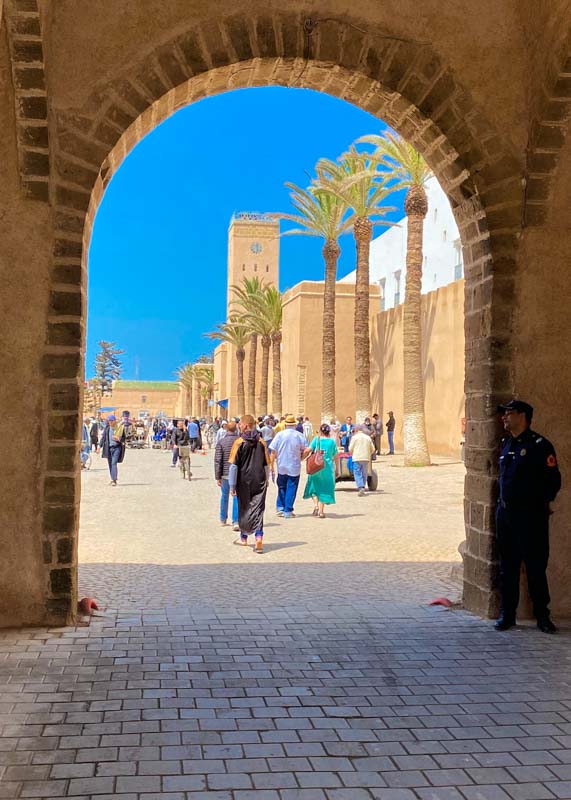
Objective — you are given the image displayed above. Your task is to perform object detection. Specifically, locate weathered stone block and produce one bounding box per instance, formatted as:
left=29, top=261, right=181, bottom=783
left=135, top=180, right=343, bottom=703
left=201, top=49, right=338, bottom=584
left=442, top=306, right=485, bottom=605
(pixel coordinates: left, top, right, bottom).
left=44, top=476, right=75, bottom=504
left=18, top=123, right=48, bottom=148
left=58, top=129, right=107, bottom=167
left=22, top=178, right=49, bottom=201
left=157, top=49, right=189, bottom=88
left=48, top=381, right=80, bottom=410
left=19, top=95, right=47, bottom=120
left=42, top=352, right=81, bottom=379
left=50, top=265, right=84, bottom=288
left=13, top=39, right=43, bottom=63
left=21, top=149, right=49, bottom=176
left=49, top=290, right=83, bottom=317
left=44, top=506, right=75, bottom=535
left=225, top=15, right=253, bottom=61
left=56, top=157, right=98, bottom=191
left=50, top=567, right=72, bottom=595
left=47, top=413, right=79, bottom=442
left=47, top=445, right=76, bottom=471
left=46, top=597, right=72, bottom=619
left=280, top=14, right=301, bottom=58
left=178, top=29, right=209, bottom=75
left=43, top=540, right=52, bottom=564
left=255, top=16, right=277, bottom=58
left=56, top=537, right=73, bottom=564
left=55, top=185, right=90, bottom=213
left=14, top=65, right=45, bottom=90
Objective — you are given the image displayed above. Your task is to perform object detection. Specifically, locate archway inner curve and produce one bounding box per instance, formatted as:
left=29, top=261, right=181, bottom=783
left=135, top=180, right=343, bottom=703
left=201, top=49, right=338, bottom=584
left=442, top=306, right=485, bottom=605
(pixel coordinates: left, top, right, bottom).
left=46, top=50, right=509, bottom=626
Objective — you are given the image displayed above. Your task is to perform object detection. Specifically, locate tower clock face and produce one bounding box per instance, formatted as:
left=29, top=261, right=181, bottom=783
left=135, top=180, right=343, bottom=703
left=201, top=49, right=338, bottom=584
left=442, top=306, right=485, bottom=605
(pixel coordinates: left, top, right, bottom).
left=251, top=242, right=262, bottom=254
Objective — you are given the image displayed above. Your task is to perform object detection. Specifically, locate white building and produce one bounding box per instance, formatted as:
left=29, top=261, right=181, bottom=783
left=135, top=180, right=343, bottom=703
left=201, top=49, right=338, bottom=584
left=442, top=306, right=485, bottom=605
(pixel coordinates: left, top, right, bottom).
left=339, top=176, right=463, bottom=311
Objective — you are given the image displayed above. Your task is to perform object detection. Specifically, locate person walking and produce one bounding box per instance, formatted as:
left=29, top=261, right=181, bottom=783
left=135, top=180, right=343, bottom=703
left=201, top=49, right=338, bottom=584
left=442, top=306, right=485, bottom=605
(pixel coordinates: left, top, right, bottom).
left=229, top=415, right=271, bottom=553
left=214, top=420, right=240, bottom=530
left=372, top=413, right=383, bottom=455
left=302, top=416, right=313, bottom=443
left=89, top=417, right=100, bottom=452
left=171, top=419, right=190, bottom=468
left=340, top=416, right=354, bottom=453
left=214, top=420, right=228, bottom=447
left=99, top=414, right=126, bottom=486
left=260, top=417, right=274, bottom=445
left=269, top=414, right=307, bottom=518
left=349, top=425, right=376, bottom=496
left=187, top=417, right=200, bottom=452
left=386, top=411, right=396, bottom=455
left=494, top=400, right=561, bottom=633
left=303, top=423, right=339, bottom=518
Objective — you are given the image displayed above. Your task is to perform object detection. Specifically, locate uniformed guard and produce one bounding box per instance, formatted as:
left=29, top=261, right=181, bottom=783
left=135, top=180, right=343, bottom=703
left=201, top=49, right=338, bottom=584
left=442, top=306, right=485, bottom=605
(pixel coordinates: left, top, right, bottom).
left=495, top=400, right=561, bottom=632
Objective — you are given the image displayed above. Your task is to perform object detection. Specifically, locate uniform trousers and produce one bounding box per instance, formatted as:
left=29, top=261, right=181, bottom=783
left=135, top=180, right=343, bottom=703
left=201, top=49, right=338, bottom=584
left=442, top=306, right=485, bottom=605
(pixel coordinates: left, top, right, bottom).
left=496, top=503, right=551, bottom=620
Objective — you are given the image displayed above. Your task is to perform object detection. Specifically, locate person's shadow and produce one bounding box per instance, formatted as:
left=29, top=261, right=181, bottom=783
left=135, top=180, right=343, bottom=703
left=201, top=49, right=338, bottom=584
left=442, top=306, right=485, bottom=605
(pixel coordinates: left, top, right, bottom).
left=262, top=541, right=306, bottom=552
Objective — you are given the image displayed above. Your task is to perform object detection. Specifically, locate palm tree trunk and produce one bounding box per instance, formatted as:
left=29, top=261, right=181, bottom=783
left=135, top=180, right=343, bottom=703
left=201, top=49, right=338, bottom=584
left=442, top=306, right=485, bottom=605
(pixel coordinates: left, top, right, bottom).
left=247, top=333, right=257, bottom=415
left=403, top=187, right=430, bottom=466
left=271, top=331, right=282, bottom=416
left=259, top=334, right=271, bottom=413
left=236, top=348, right=246, bottom=416
left=322, top=239, right=339, bottom=422
left=193, top=380, right=201, bottom=418
left=353, top=216, right=372, bottom=423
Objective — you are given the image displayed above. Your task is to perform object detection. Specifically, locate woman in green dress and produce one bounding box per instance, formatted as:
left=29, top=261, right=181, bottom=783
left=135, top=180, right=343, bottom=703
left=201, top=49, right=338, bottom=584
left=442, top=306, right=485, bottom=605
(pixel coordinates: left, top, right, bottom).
left=303, top=423, right=339, bottom=518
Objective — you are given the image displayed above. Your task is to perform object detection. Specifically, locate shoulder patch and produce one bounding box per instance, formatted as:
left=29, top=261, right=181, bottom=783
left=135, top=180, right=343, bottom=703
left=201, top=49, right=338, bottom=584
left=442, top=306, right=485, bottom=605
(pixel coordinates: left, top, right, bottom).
left=547, top=454, right=557, bottom=468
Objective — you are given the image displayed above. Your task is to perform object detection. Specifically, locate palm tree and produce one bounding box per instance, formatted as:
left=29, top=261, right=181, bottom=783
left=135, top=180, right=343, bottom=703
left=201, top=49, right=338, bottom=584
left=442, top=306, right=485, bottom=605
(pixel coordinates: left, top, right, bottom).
left=175, top=363, right=195, bottom=415
left=194, top=365, right=215, bottom=417
left=315, top=148, right=395, bottom=421
left=273, top=185, right=351, bottom=421
left=231, top=276, right=274, bottom=414
left=360, top=131, right=432, bottom=465
left=205, top=320, right=250, bottom=416
left=261, top=285, right=283, bottom=416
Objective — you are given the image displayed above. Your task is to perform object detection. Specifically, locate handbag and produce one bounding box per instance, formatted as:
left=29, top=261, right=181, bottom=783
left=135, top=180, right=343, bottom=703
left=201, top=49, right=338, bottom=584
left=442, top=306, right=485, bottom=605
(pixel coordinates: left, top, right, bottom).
left=306, top=436, right=325, bottom=475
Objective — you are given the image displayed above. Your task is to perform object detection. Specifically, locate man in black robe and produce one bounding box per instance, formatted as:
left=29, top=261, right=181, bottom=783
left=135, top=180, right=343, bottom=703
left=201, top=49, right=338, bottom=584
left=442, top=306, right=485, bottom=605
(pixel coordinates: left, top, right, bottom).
left=229, top=414, right=271, bottom=553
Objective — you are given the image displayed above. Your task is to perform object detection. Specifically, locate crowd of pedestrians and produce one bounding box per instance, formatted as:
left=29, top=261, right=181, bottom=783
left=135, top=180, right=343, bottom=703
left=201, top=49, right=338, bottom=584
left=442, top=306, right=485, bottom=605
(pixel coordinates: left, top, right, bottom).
left=211, top=410, right=392, bottom=552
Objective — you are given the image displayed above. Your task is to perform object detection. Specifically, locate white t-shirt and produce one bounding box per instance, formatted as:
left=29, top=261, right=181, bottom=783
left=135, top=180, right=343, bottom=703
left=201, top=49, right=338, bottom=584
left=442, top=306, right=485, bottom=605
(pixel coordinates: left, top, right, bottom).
left=269, top=428, right=307, bottom=476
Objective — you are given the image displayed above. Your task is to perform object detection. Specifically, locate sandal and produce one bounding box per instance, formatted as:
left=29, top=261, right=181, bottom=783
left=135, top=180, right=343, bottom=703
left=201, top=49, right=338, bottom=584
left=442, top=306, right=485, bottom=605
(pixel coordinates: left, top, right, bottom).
left=312, top=508, right=319, bottom=516
left=318, top=512, right=325, bottom=518
left=233, top=538, right=248, bottom=546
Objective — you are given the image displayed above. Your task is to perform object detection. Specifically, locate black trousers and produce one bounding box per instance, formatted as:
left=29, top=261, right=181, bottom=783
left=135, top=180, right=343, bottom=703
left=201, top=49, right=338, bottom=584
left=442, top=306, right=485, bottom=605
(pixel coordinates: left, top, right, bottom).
left=496, top=504, right=551, bottom=620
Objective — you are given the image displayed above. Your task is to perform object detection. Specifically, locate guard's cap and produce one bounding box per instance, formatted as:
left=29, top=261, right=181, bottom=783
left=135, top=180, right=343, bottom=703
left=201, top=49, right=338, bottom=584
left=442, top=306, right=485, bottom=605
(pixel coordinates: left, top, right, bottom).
left=285, top=414, right=297, bottom=424
left=108, top=414, right=116, bottom=421
left=497, top=399, right=533, bottom=418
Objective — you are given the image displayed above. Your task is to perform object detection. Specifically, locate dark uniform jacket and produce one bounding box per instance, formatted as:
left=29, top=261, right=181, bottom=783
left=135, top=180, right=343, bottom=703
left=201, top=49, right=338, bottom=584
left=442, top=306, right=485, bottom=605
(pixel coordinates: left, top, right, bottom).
left=498, top=428, right=561, bottom=510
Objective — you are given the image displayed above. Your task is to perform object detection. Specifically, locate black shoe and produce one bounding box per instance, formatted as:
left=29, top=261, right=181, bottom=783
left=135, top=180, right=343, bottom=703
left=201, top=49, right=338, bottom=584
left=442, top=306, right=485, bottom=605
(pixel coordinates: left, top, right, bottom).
left=494, top=616, right=515, bottom=631
left=537, top=617, right=557, bottom=634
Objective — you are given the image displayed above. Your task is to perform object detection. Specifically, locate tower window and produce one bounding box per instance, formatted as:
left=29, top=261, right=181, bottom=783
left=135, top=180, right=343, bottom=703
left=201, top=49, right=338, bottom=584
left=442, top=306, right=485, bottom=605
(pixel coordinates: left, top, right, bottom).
left=442, top=229, right=447, bottom=242
left=254, top=264, right=257, bottom=272
left=242, top=264, right=245, bottom=271
left=266, top=265, right=269, bottom=272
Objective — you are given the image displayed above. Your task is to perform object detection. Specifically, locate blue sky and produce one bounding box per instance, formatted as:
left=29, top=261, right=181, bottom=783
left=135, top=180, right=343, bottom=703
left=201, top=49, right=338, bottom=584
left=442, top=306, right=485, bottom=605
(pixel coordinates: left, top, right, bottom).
left=87, top=87, right=405, bottom=381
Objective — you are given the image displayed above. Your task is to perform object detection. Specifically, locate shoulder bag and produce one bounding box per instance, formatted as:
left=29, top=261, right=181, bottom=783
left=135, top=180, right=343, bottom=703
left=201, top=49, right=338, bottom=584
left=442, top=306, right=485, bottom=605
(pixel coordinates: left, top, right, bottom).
left=306, top=436, right=325, bottom=475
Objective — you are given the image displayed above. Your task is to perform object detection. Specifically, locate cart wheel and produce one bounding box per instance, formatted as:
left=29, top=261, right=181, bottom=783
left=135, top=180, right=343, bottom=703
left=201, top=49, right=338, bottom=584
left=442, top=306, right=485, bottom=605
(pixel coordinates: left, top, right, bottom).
left=367, top=470, right=378, bottom=491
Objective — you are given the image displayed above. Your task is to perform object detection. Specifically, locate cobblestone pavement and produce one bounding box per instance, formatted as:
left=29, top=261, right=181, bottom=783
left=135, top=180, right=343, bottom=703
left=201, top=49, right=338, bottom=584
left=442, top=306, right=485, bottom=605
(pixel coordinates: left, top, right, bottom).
left=3, top=449, right=571, bottom=799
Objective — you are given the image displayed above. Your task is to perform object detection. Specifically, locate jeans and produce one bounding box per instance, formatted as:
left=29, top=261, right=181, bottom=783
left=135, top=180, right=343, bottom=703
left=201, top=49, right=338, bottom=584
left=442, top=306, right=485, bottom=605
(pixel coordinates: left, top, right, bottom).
left=276, top=473, right=300, bottom=514
left=107, top=446, right=122, bottom=481
left=353, top=460, right=368, bottom=489
left=387, top=430, right=394, bottom=453
left=172, top=446, right=179, bottom=466
left=189, top=437, right=199, bottom=452
left=220, top=478, right=238, bottom=524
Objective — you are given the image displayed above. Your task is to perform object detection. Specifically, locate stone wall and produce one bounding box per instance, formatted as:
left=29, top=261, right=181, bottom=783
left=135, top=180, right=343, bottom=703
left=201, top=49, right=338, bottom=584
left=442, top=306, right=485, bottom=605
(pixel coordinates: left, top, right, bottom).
left=371, top=281, right=465, bottom=458
left=1, top=2, right=570, bottom=624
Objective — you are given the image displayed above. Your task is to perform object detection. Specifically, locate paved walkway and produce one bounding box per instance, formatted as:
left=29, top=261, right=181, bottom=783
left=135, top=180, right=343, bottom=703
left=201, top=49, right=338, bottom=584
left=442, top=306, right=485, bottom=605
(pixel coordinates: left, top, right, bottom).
left=2, top=449, right=571, bottom=799
left=78, top=448, right=464, bottom=610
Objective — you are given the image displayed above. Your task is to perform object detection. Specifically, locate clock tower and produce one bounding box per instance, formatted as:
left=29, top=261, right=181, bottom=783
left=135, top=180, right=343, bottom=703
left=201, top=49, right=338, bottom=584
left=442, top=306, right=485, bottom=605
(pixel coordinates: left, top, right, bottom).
left=226, top=212, right=280, bottom=310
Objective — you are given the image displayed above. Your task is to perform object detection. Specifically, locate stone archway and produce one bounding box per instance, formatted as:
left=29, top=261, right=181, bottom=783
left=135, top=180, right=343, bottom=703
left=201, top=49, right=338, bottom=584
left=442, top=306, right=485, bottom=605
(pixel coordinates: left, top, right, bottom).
left=14, top=8, right=567, bottom=626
